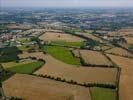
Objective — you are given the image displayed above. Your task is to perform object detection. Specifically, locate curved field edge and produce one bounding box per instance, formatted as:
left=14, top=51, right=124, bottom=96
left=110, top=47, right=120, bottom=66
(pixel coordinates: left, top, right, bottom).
left=43, top=45, right=81, bottom=65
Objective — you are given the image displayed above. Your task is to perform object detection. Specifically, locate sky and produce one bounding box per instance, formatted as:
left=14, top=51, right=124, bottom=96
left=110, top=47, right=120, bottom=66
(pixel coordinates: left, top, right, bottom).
left=1, top=0, right=133, bottom=8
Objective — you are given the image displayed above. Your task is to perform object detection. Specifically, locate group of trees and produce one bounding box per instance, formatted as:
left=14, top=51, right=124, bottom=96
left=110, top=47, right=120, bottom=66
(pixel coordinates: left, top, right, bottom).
left=33, top=74, right=116, bottom=89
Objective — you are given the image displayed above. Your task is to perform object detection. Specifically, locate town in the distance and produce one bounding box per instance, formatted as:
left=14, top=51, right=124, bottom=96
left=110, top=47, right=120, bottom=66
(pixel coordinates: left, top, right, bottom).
left=0, top=8, right=133, bottom=100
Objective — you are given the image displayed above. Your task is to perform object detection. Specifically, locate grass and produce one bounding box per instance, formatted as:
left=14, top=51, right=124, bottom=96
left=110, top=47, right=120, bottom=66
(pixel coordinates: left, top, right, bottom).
left=43, top=45, right=81, bottom=65
left=17, top=38, right=31, bottom=43
left=90, top=87, right=116, bottom=100
left=18, top=45, right=36, bottom=51
left=2, top=60, right=35, bottom=68
left=51, top=41, right=84, bottom=47
left=5, top=61, right=44, bottom=74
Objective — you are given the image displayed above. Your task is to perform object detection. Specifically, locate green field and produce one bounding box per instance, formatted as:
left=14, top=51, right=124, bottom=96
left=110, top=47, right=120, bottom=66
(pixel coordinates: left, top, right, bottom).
left=51, top=41, right=84, bottom=47
left=4, top=61, right=44, bottom=74
left=17, top=38, right=31, bottom=43
left=43, top=46, right=81, bottom=65
left=18, top=44, right=37, bottom=51
left=90, top=87, right=116, bottom=100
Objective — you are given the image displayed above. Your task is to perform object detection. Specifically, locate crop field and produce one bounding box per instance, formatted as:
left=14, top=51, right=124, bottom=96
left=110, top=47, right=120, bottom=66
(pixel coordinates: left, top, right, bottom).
left=79, top=50, right=113, bottom=66
left=100, top=45, right=113, bottom=51
left=90, top=87, right=116, bottom=100
left=3, top=74, right=92, bottom=100
left=18, top=52, right=44, bottom=59
left=18, top=44, right=38, bottom=51
left=124, top=37, right=133, bottom=44
left=108, top=28, right=133, bottom=37
left=2, top=60, right=44, bottom=74
left=43, top=46, right=81, bottom=65
left=75, top=32, right=102, bottom=42
left=51, top=41, right=84, bottom=47
left=39, top=32, right=85, bottom=42
left=35, top=54, right=118, bottom=85
left=105, top=47, right=133, bottom=58
left=107, top=54, right=133, bottom=100
left=72, top=49, right=80, bottom=58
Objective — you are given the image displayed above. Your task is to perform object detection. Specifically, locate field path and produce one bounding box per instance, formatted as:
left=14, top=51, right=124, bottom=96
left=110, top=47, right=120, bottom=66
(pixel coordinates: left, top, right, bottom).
left=107, top=54, right=133, bottom=100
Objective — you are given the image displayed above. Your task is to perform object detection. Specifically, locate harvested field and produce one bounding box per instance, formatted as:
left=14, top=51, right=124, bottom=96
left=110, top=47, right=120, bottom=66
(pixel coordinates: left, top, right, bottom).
left=75, top=32, right=103, bottom=42
left=35, top=54, right=117, bottom=85
left=18, top=52, right=44, bottom=59
left=100, top=45, right=113, bottom=51
left=108, top=28, right=133, bottom=37
left=79, top=50, right=113, bottom=66
left=124, top=37, right=133, bottom=44
left=72, top=49, right=80, bottom=58
left=3, top=74, right=91, bottom=100
left=107, top=54, right=133, bottom=100
left=105, top=47, right=133, bottom=58
left=39, top=32, right=85, bottom=42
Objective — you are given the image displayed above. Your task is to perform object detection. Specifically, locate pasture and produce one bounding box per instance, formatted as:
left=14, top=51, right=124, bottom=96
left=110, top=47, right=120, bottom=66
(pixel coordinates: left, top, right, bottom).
left=51, top=41, right=84, bottom=47
left=90, top=87, right=116, bottom=100
left=43, top=46, right=81, bottom=65
left=2, top=60, right=44, bottom=74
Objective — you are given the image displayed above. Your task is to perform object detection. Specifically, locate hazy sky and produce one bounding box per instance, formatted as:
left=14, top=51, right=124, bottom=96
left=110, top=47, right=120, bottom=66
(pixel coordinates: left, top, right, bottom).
left=1, top=0, right=133, bottom=8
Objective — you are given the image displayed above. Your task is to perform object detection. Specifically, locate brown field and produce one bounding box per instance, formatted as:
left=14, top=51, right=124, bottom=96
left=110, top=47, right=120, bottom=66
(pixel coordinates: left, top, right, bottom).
left=18, top=52, right=44, bottom=59
left=108, top=28, right=133, bottom=37
left=79, top=50, right=113, bottom=66
left=35, top=54, right=117, bottom=85
left=105, top=47, right=133, bottom=58
left=39, top=32, right=85, bottom=42
left=76, top=32, right=102, bottom=42
left=3, top=74, right=91, bottom=100
left=7, top=24, right=32, bottom=29
left=72, top=49, right=80, bottom=58
left=124, top=37, right=133, bottom=44
left=100, top=45, right=113, bottom=51
left=107, top=54, right=133, bottom=100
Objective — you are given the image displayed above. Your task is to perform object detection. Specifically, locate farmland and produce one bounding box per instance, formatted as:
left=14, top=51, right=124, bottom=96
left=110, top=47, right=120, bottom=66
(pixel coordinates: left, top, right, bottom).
left=105, top=47, right=133, bottom=58
left=35, top=54, right=118, bottom=85
left=90, top=87, right=116, bottom=100
left=3, top=74, right=92, bottom=100
left=79, top=50, right=113, bottom=66
left=75, top=32, right=103, bottom=42
left=107, top=54, right=133, bottom=100
left=51, top=41, right=84, bottom=47
left=39, top=32, right=85, bottom=42
left=124, top=37, right=133, bottom=44
left=2, top=60, right=44, bottom=74
left=43, top=46, right=81, bottom=65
